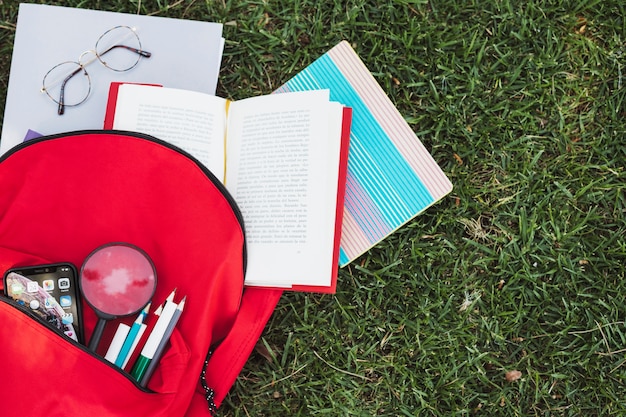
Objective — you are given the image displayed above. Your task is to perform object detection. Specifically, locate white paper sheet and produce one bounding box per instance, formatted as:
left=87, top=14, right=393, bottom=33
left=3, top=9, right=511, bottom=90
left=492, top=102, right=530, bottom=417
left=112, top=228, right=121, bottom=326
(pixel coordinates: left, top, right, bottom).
left=0, top=4, right=224, bottom=156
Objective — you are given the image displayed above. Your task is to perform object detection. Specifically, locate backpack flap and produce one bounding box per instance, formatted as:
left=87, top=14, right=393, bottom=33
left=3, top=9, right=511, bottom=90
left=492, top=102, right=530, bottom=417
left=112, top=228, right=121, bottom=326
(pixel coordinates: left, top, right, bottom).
left=187, top=287, right=283, bottom=415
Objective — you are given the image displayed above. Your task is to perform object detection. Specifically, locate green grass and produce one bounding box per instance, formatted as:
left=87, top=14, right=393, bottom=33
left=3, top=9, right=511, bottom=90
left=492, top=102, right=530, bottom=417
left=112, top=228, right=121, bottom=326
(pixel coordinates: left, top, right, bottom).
left=1, top=0, right=625, bottom=415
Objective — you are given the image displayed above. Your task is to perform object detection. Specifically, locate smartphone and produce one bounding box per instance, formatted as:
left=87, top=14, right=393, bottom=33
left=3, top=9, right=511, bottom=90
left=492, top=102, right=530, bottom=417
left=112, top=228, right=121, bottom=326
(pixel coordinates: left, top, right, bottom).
left=3, top=263, right=84, bottom=344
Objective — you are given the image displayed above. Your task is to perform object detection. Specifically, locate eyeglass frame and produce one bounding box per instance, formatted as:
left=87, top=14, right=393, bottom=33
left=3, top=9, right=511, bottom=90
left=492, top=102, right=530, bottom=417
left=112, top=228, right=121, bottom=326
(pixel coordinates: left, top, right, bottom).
left=41, top=25, right=152, bottom=115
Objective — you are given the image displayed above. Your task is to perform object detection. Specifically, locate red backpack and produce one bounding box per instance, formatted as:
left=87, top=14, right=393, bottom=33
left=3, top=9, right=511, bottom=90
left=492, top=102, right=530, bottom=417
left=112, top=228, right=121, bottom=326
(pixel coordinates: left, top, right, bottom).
left=0, top=130, right=282, bottom=416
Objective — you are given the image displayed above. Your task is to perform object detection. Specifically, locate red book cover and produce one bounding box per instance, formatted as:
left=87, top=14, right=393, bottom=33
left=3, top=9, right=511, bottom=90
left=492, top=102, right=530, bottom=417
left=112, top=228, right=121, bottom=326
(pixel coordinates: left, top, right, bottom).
left=291, top=107, right=351, bottom=293
left=103, top=82, right=162, bottom=129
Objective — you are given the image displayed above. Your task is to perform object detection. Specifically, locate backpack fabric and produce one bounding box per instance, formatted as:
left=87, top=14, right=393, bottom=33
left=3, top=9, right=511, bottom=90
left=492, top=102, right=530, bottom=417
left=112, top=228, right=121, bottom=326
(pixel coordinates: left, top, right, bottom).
left=0, top=130, right=272, bottom=416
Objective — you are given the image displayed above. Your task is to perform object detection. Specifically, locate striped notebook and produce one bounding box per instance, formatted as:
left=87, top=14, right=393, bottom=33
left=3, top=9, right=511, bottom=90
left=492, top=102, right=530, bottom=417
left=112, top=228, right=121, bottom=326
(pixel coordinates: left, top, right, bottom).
left=276, top=41, right=453, bottom=267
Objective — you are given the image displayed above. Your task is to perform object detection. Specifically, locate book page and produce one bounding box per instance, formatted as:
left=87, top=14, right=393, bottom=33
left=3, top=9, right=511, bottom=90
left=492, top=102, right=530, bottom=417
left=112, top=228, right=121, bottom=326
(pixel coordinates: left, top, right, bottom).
left=112, top=84, right=227, bottom=181
left=225, top=90, right=343, bottom=288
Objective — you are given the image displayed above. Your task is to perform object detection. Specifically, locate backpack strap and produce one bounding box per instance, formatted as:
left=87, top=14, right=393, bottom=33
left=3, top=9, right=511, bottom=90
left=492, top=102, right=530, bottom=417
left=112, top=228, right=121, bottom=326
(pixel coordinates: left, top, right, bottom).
left=199, top=350, right=217, bottom=416
left=186, top=288, right=283, bottom=415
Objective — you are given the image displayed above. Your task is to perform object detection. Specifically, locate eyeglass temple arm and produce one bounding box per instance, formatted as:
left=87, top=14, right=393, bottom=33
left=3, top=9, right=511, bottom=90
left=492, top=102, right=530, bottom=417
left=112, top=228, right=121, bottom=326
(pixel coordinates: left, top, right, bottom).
left=57, top=66, right=85, bottom=115
left=100, top=44, right=152, bottom=58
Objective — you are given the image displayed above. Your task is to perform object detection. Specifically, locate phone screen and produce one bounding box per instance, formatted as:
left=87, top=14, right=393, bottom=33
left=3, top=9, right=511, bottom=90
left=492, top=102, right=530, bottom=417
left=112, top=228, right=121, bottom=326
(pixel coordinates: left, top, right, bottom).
left=4, top=263, right=83, bottom=343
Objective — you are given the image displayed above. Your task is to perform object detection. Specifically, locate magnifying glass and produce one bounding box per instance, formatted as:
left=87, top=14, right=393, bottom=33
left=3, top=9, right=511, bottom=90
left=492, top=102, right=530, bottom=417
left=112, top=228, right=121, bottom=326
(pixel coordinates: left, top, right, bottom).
left=80, top=243, right=157, bottom=352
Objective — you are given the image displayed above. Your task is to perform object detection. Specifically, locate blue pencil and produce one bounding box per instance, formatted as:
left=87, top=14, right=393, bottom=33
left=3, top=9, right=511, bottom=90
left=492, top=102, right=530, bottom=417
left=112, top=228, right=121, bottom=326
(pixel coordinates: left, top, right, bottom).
left=114, top=303, right=150, bottom=368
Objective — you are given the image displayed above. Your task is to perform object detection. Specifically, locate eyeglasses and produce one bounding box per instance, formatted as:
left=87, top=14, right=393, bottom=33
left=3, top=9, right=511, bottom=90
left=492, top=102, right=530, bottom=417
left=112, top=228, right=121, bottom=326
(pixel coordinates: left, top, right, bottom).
left=41, top=26, right=151, bottom=115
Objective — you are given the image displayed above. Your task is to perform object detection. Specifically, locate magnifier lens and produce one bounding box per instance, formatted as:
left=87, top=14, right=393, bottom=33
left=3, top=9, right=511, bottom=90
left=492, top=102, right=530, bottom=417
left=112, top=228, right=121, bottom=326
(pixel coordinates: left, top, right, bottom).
left=81, top=243, right=156, bottom=351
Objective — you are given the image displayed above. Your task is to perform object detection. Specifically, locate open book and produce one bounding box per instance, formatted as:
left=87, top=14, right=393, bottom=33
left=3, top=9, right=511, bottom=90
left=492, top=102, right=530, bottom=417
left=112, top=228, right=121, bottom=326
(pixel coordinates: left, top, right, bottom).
left=105, top=84, right=351, bottom=292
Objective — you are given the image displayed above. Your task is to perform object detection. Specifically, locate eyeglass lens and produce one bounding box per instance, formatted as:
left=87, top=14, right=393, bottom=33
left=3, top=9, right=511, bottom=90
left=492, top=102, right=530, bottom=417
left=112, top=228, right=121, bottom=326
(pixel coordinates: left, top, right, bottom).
left=42, top=62, right=91, bottom=109
left=95, top=26, right=147, bottom=72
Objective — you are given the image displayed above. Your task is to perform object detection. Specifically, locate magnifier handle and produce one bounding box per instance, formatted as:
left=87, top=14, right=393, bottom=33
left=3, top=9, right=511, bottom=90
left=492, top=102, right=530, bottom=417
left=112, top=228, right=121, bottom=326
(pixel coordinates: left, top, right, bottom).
left=88, top=318, right=107, bottom=351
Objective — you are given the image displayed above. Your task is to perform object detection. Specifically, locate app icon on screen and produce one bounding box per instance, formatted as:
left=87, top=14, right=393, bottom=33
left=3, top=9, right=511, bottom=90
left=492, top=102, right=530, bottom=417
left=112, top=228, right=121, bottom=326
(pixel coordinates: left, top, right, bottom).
left=26, top=281, right=38, bottom=293
left=60, top=296, right=72, bottom=307
left=58, top=278, right=71, bottom=290
left=43, top=280, right=54, bottom=291
left=44, top=297, right=55, bottom=309
left=11, top=282, right=25, bottom=295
